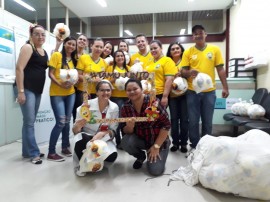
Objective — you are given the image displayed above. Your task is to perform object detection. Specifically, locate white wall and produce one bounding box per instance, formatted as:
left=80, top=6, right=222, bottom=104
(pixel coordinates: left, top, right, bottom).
left=230, top=0, right=270, bottom=90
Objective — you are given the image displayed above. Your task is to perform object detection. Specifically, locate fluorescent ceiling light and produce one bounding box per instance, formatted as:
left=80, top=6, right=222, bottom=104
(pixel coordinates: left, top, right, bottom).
left=124, top=30, right=133, bottom=36
left=97, top=0, right=107, bottom=7
left=14, top=0, right=36, bottom=11
left=179, top=29, right=186, bottom=35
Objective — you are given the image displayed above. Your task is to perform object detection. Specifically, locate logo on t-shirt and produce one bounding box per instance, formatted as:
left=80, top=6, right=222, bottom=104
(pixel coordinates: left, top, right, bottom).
left=207, top=52, right=213, bottom=60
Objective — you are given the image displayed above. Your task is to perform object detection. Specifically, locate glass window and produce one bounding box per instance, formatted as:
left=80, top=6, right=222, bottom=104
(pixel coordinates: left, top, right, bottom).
left=91, top=16, right=119, bottom=37
left=123, top=13, right=153, bottom=37
left=69, top=10, right=81, bottom=36
left=192, top=10, right=224, bottom=33
left=50, top=1, right=66, bottom=32
left=156, top=12, right=188, bottom=36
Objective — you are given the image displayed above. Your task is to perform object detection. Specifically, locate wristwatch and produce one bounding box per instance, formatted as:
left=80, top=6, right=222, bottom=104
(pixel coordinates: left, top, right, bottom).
left=19, top=89, right=24, bottom=93
left=154, top=143, right=160, bottom=149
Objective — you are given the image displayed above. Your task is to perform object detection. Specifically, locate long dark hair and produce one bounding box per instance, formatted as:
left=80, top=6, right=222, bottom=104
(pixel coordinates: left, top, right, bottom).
left=61, top=36, right=77, bottom=68
left=101, top=41, right=114, bottom=59
left=125, top=78, right=142, bottom=90
left=112, top=50, right=128, bottom=72
left=166, top=42, right=185, bottom=59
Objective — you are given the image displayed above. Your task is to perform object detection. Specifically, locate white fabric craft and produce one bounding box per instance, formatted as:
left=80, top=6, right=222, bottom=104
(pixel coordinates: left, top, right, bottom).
left=104, top=55, right=114, bottom=65
left=141, top=80, right=152, bottom=93
left=115, top=76, right=129, bottom=91
left=170, top=129, right=270, bottom=200
left=247, top=104, right=265, bottom=119
left=59, top=69, right=78, bottom=84
left=192, top=73, right=213, bottom=93
left=53, top=23, right=70, bottom=40
left=123, top=51, right=130, bottom=64
left=171, top=77, right=188, bottom=96
left=130, top=62, right=143, bottom=73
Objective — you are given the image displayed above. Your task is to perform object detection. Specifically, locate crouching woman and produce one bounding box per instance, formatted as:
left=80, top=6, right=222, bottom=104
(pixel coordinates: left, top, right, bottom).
left=72, top=80, right=119, bottom=176
left=120, top=78, right=171, bottom=176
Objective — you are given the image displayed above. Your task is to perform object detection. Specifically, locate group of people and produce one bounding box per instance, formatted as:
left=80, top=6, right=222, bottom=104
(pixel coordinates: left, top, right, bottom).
left=15, top=24, right=229, bottom=177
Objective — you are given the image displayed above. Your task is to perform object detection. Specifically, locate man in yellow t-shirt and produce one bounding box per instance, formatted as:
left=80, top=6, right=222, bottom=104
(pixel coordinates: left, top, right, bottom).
left=130, top=34, right=153, bottom=70
left=181, top=25, right=229, bottom=153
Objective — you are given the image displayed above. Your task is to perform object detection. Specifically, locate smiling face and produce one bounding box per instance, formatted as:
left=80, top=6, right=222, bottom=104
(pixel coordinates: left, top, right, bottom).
left=64, top=39, right=77, bottom=55
left=118, top=41, right=128, bottom=52
left=150, top=42, right=163, bottom=60
left=170, top=44, right=182, bottom=59
left=96, top=83, right=112, bottom=101
left=125, top=81, right=143, bottom=102
left=91, top=40, right=104, bottom=57
left=114, top=51, right=125, bottom=67
left=77, top=35, right=88, bottom=49
left=31, top=27, right=46, bottom=47
left=136, top=36, right=148, bottom=53
left=192, top=28, right=207, bottom=45
left=103, top=43, right=113, bottom=57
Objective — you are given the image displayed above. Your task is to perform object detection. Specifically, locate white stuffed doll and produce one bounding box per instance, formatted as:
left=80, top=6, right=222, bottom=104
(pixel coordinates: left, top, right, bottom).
left=115, top=77, right=129, bottom=91
left=192, top=73, right=213, bottom=93
left=59, top=69, right=78, bottom=85
left=53, top=23, right=70, bottom=40
left=171, top=77, right=188, bottom=96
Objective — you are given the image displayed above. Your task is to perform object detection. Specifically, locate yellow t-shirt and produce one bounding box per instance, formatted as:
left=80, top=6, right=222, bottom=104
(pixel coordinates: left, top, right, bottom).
left=130, top=52, right=153, bottom=70
left=49, top=52, right=75, bottom=96
left=106, top=65, right=130, bottom=98
left=145, top=56, right=177, bottom=95
left=180, top=44, right=224, bottom=92
left=76, top=54, right=108, bottom=94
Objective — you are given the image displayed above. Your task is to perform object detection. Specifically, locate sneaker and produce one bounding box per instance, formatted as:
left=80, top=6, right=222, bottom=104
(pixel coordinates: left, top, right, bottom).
left=180, top=145, right=188, bottom=153
left=133, top=154, right=146, bottom=169
left=61, top=148, right=72, bottom=157
left=75, top=167, right=86, bottom=177
left=39, top=153, right=45, bottom=158
left=47, top=153, right=65, bottom=162
left=185, top=148, right=196, bottom=158
left=31, top=157, right=42, bottom=165
left=170, top=145, right=179, bottom=152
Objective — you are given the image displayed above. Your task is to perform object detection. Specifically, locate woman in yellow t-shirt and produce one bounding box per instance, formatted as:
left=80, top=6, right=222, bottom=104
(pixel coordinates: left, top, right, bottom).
left=107, top=50, right=130, bottom=148
left=145, top=40, right=177, bottom=107
left=166, top=42, right=189, bottom=153
left=48, top=36, right=78, bottom=162
left=76, top=38, right=108, bottom=99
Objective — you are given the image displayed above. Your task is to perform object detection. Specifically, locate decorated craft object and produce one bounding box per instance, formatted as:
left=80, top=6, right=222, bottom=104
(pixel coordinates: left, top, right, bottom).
left=124, top=51, right=130, bottom=64
left=192, top=73, right=213, bottom=93
left=79, top=140, right=110, bottom=172
left=171, top=77, right=188, bottom=95
left=59, top=69, right=78, bottom=84
left=247, top=104, right=265, bottom=119
left=104, top=55, right=114, bottom=65
left=130, top=62, right=143, bottom=73
left=115, top=76, right=129, bottom=91
left=53, top=23, right=70, bottom=40
left=141, top=79, right=152, bottom=94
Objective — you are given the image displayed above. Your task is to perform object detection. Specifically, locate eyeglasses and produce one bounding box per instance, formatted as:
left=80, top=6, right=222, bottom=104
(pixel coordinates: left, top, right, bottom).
left=32, top=33, right=46, bottom=37
left=99, top=89, right=111, bottom=92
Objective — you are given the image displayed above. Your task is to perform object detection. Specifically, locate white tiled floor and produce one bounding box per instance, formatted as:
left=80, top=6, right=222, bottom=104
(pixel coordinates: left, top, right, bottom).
left=0, top=140, right=266, bottom=202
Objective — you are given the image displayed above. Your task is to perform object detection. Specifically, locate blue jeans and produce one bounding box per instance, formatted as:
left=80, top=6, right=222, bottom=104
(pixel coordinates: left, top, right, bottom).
left=121, top=134, right=170, bottom=176
left=110, top=97, right=128, bottom=145
left=49, top=94, right=75, bottom=154
left=14, top=87, right=41, bottom=158
left=186, top=90, right=216, bottom=148
left=168, top=95, right=189, bottom=147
